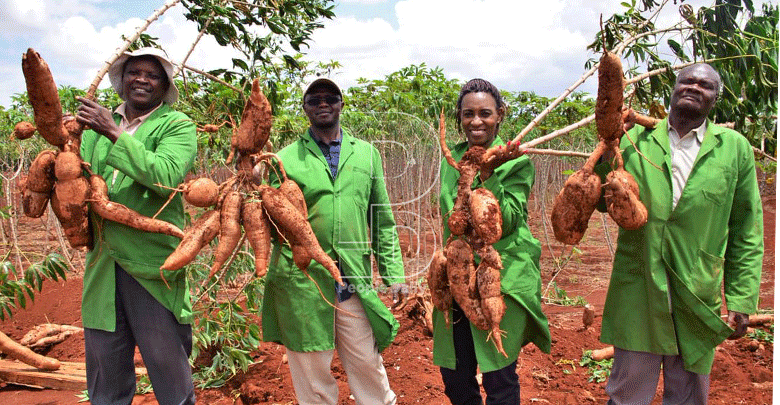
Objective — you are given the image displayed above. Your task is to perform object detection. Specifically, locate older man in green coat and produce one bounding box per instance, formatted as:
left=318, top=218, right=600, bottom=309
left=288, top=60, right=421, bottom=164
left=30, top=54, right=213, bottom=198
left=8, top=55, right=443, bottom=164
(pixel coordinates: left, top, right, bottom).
left=598, top=64, right=763, bottom=405
left=261, top=78, right=406, bottom=405
left=75, top=48, right=197, bottom=405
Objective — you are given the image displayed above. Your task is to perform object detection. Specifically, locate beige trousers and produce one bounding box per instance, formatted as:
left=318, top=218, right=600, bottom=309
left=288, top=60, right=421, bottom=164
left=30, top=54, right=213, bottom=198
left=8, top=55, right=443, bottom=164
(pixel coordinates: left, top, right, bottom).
left=287, top=295, right=397, bottom=405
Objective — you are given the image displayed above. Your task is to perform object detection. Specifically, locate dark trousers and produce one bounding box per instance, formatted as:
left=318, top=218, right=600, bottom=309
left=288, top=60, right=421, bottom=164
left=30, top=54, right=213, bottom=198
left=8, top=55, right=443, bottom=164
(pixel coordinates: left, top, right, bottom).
left=84, top=264, right=195, bottom=405
left=440, top=307, right=520, bottom=405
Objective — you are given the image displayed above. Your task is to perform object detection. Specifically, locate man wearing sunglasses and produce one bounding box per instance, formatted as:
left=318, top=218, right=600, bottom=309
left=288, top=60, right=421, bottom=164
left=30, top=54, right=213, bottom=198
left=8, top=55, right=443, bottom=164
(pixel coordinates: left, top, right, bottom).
left=261, top=78, right=407, bottom=405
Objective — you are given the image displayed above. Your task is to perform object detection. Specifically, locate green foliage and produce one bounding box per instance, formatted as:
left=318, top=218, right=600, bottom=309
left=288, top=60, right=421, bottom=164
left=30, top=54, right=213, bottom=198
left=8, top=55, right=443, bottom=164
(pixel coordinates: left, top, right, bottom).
left=185, top=236, right=265, bottom=389
left=544, top=281, right=587, bottom=306
left=503, top=91, right=597, bottom=152
left=747, top=324, right=774, bottom=344
left=0, top=253, right=68, bottom=321
left=579, top=350, right=613, bottom=383
left=589, top=0, right=778, bottom=154
left=347, top=64, right=461, bottom=125
left=135, top=374, right=154, bottom=395
left=180, top=0, right=335, bottom=91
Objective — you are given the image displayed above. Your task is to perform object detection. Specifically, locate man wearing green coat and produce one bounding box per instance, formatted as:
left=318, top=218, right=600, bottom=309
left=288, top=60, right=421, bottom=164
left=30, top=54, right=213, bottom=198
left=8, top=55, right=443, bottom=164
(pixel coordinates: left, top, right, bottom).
left=75, top=48, right=197, bottom=405
left=261, top=78, right=407, bottom=405
left=598, top=64, right=763, bottom=404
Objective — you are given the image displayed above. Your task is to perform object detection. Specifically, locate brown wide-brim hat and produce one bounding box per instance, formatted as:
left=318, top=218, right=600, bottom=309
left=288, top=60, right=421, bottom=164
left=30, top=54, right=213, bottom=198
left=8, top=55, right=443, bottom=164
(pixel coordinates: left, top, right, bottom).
left=108, top=47, right=178, bottom=105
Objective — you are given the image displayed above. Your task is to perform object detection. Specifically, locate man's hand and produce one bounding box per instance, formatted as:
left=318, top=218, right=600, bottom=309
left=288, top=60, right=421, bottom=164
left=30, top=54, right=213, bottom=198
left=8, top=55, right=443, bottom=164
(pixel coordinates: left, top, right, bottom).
left=390, top=283, right=409, bottom=310
left=727, top=310, right=749, bottom=340
left=75, top=97, right=122, bottom=143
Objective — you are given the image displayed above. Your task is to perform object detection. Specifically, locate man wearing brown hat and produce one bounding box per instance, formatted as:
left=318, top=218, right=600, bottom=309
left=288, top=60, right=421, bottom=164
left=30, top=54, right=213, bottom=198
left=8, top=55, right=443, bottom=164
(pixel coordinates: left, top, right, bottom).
left=75, top=47, right=197, bottom=405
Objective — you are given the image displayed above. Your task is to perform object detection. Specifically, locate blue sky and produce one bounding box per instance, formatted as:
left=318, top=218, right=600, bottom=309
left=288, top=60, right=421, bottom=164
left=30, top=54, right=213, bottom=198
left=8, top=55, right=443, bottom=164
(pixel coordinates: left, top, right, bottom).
left=0, top=0, right=752, bottom=109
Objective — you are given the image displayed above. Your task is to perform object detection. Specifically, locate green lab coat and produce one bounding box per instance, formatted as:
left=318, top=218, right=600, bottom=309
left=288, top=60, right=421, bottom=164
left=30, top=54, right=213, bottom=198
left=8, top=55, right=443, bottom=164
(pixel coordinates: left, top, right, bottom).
left=432, top=138, right=551, bottom=373
left=261, top=129, right=405, bottom=352
left=598, top=118, right=763, bottom=374
left=80, top=104, right=197, bottom=331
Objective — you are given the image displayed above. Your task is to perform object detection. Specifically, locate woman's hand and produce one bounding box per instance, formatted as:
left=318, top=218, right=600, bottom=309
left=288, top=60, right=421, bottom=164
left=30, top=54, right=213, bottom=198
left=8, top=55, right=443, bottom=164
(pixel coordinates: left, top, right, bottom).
left=479, top=140, right=525, bottom=181
left=76, top=97, right=122, bottom=143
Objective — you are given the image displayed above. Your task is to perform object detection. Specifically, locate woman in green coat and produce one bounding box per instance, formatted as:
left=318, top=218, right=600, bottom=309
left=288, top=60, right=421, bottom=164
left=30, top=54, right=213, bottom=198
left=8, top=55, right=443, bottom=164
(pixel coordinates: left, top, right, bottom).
left=433, top=78, right=551, bottom=405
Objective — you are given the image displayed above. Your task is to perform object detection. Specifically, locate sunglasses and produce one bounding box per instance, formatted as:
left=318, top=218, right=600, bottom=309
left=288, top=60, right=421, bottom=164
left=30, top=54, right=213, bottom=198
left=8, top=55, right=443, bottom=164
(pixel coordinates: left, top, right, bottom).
left=305, top=95, right=342, bottom=106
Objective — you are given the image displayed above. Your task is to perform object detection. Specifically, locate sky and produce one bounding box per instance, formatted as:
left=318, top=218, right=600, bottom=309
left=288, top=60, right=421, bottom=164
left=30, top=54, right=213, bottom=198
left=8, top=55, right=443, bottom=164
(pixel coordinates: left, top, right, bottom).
left=0, top=0, right=764, bottom=109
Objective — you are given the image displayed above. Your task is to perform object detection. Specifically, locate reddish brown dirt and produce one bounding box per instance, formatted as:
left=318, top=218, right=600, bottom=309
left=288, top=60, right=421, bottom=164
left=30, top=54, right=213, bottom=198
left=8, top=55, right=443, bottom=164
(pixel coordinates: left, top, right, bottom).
left=0, top=194, right=773, bottom=405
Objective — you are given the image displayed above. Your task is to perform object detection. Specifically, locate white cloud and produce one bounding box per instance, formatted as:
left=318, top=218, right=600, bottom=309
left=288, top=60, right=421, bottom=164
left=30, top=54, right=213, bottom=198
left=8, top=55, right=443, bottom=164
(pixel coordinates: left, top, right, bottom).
left=300, top=0, right=605, bottom=95
left=1, top=0, right=48, bottom=30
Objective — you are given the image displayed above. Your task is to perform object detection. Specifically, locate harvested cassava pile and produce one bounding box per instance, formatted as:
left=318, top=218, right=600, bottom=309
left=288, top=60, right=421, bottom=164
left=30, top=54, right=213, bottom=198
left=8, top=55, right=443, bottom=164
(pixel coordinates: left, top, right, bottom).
left=160, top=81, right=339, bottom=287
left=20, top=324, right=83, bottom=350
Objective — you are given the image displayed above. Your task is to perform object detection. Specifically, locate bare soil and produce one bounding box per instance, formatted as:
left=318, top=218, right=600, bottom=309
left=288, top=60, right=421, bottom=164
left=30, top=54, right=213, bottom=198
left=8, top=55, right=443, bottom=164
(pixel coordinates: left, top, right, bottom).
left=0, top=194, right=773, bottom=405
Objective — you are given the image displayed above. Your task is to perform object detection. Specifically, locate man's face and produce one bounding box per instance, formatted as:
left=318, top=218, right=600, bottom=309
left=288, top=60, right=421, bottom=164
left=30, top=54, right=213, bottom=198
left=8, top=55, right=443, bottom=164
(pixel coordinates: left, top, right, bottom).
left=303, top=85, right=343, bottom=129
left=121, top=56, right=169, bottom=111
left=670, top=64, right=719, bottom=117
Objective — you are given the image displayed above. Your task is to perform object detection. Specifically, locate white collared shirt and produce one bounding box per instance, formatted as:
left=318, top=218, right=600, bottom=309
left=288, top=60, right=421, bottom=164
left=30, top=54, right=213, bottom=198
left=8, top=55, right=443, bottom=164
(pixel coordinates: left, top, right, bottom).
left=110, top=102, right=162, bottom=186
left=668, top=120, right=707, bottom=209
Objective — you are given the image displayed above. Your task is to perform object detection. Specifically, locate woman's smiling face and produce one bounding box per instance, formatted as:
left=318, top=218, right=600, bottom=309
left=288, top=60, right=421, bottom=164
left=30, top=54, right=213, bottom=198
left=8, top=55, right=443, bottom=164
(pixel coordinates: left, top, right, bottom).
left=459, top=91, right=504, bottom=148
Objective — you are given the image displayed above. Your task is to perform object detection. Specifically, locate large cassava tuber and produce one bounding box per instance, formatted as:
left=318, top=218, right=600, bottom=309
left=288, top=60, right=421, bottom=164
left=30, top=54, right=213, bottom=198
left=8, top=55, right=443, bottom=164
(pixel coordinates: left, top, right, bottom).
left=209, top=190, right=243, bottom=277
left=226, top=78, right=273, bottom=164
left=27, top=150, right=57, bottom=193
left=468, top=187, right=502, bottom=245
left=550, top=141, right=610, bottom=245
left=161, top=210, right=221, bottom=271
left=87, top=174, right=185, bottom=238
left=22, top=150, right=57, bottom=218
left=242, top=197, right=272, bottom=277
left=595, top=51, right=625, bottom=142
left=427, top=250, right=452, bottom=326
left=259, top=184, right=342, bottom=285
left=603, top=144, right=648, bottom=230
left=13, top=121, right=36, bottom=140
left=21, top=49, right=71, bottom=148
left=0, top=330, right=60, bottom=371
left=182, top=177, right=219, bottom=208
left=445, top=238, right=489, bottom=331
left=476, top=261, right=507, bottom=357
